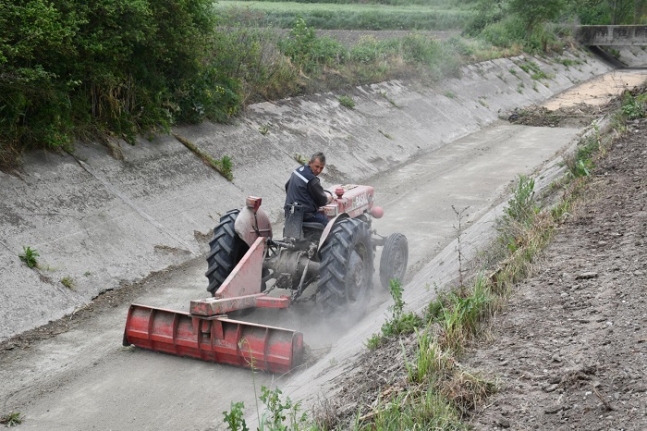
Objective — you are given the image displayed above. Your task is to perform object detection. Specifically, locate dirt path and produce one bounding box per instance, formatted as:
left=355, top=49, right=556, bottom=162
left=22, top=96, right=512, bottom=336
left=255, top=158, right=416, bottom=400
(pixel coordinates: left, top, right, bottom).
left=466, top=108, right=647, bottom=430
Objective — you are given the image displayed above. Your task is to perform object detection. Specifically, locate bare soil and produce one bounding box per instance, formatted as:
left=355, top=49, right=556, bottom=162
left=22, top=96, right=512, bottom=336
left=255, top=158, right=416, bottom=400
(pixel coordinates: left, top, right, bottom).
left=465, top=114, right=647, bottom=430
left=319, top=95, right=647, bottom=430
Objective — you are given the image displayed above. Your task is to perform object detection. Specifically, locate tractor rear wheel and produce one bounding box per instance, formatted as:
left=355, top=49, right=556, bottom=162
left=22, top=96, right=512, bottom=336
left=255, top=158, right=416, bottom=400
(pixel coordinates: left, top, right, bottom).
left=379, top=233, right=408, bottom=290
left=205, top=209, right=249, bottom=295
left=317, top=218, right=374, bottom=313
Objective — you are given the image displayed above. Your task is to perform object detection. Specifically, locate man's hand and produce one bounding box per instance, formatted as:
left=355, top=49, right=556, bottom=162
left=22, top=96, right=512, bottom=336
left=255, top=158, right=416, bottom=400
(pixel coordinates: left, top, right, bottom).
left=324, top=189, right=334, bottom=204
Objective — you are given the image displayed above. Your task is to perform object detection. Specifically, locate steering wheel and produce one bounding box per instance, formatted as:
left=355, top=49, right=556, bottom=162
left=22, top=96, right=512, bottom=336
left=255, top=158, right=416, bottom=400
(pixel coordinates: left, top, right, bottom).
left=324, top=189, right=334, bottom=203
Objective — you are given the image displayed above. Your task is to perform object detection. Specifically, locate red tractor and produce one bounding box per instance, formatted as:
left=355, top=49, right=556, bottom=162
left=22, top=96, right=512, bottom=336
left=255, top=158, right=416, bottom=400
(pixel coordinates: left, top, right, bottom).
left=123, top=184, right=407, bottom=373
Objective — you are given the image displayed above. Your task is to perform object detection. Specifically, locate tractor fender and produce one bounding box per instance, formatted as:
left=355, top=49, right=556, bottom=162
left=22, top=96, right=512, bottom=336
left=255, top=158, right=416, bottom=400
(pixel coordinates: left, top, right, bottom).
left=234, top=206, right=273, bottom=247
left=317, top=213, right=349, bottom=253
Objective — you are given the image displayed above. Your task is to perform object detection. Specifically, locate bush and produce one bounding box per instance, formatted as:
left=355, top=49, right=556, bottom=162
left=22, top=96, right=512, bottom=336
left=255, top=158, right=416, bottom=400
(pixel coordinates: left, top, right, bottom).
left=278, top=17, right=347, bottom=74
left=0, top=0, right=242, bottom=166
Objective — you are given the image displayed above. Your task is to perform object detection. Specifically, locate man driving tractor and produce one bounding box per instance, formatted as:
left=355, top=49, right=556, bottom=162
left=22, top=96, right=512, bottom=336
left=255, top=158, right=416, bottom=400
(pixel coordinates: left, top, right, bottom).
left=284, top=152, right=334, bottom=226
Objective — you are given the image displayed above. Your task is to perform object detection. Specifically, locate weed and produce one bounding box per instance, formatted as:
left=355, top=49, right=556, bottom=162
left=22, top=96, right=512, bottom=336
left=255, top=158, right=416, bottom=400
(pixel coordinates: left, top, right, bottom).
left=406, top=329, right=453, bottom=384
left=216, top=156, right=234, bottom=181
left=451, top=205, right=470, bottom=288
left=259, top=124, right=270, bottom=135
left=445, top=91, right=456, bottom=99
left=222, top=386, right=308, bottom=431
left=84, top=271, right=92, bottom=276
left=439, top=366, right=496, bottom=413
left=338, top=95, right=355, bottom=109
left=260, top=386, right=308, bottom=430
left=564, top=132, right=600, bottom=179
left=294, top=154, right=308, bottom=165
left=61, top=276, right=75, bottom=289
left=504, top=175, right=537, bottom=225
left=378, top=91, right=399, bottom=108
left=518, top=61, right=550, bottom=80
left=174, top=134, right=233, bottom=181
left=367, top=280, right=423, bottom=349
left=19, top=246, right=39, bottom=268
left=223, top=402, right=249, bottom=431
left=0, top=412, right=23, bottom=427
left=378, top=129, right=393, bottom=140
left=621, top=92, right=646, bottom=120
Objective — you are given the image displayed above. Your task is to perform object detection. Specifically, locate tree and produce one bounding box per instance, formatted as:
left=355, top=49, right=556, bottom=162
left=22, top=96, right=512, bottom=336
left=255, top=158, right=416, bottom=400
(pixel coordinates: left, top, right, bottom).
left=508, top=0, right=566, bottom=34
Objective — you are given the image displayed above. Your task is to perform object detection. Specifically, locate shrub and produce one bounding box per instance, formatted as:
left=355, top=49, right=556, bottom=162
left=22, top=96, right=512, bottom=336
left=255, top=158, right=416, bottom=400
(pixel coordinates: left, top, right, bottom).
left=0, top=0, right=242, bottom=166
left=19, top=246, right=39, bottom=269
left=338, top=95, right=355, bottom=109
left=279, top=17, right=347, bottom=74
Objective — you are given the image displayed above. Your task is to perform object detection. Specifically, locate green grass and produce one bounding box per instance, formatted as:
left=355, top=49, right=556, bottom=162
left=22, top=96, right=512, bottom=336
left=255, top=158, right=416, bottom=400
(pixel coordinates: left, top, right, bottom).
left=61, top=276, right=75, bottom=289
left=216, top=1, right=475, bottom=30
left=0, top=412, right=23, bottom=427
left=338, top=95, right=355, bottom=109
left=19, top=246, right=39, bottom=269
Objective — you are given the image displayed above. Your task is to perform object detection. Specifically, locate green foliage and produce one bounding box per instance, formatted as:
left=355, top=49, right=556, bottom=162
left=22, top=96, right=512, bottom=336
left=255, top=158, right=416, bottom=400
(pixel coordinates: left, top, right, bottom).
left=462, top=0, right=506, bottom=37
left=621, top=92, right=646, bottom=120
left=279, top=18, right=347, bottom=74
left=222, top=386, right=308, bottom=431
left=508, top=0, right=565, bottom=34
left=565, top=132, right=599, bottom=178
left=294, top=154, right=308, bottom=165
left=0, top=412, right=23, bottom=427
left=568, top=0, right=647, bottom=25
left=478, top=15, right=527, bottom=48
left=425, top=277, right=492, bottom=354
left=367, top=280, right=423, bottom=349
left=518, top=60, right=550, bottom=80
left=367, top=388, right=466, bottom=430
left=378, top=91, right=399, bottom=107
left=218, top=2, right=475, bottom=31
left=504, top=175, right=537, bottom=226
left=337, top=95, right=355, bottom=109
left=466, top=0, right=567, bottom=52
left=496, top=175, right=538, bottom=254
left=223, top=402, right=249, bottom=431
left=216, top=155, right=235, bottom=181
left=0, top=0, right=241, bottom=166
left=174, top=134, right=234, bottom=181
left=259, top=386, right=309, bottom=430
left=19, top=246, right=39, bottom=268
left=61, top=276, right=75, bottom=289
left=208, top=26, right=298, bottom=104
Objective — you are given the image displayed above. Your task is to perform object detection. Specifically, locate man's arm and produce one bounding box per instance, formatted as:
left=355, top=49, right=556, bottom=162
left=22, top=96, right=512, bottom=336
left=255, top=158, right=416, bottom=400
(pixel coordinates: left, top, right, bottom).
left=307, top=177, right=329, bottom=207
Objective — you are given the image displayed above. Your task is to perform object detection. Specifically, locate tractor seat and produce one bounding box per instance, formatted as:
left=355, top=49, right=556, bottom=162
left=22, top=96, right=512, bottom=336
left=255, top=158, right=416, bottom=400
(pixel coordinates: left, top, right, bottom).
left=302, top=222, right=325, bottom=231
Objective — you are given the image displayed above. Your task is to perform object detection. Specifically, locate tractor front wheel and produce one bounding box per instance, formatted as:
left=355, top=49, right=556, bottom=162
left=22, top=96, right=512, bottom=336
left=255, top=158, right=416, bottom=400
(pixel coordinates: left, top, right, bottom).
left=205, top=209, right=249, bottom=295
left=317, top=218, right=374, bottom=313
left=379, top=233, right=408, bottom=290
